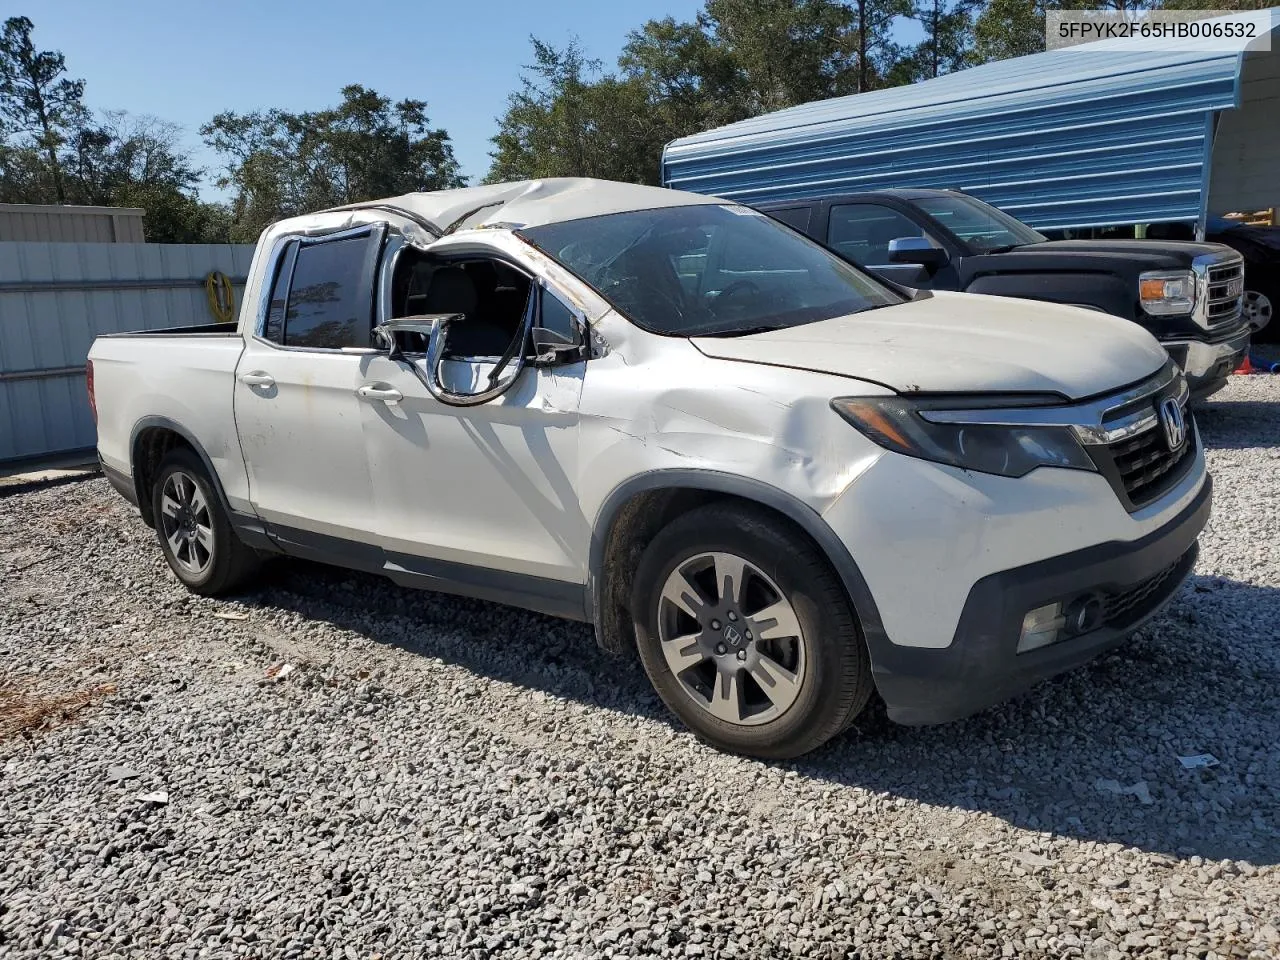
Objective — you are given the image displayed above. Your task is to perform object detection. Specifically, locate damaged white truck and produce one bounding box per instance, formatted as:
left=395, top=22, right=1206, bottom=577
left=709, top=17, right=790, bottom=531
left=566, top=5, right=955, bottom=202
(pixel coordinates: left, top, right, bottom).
left=88, top=178, right=1211, bottom=759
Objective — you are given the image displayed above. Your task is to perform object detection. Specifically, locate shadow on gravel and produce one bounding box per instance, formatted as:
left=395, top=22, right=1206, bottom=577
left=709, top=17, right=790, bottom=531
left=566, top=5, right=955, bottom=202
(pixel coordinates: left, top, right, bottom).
left=234, top=558, right=1280, bottom=868
left=1195, top=398, right=1280, bottom=450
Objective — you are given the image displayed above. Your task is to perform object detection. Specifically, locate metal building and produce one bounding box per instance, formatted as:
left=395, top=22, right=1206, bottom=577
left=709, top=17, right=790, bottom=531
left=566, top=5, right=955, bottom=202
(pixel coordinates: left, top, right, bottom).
left=0, top=203, right=146, bottom=243
left=0, top=241, right=254, bottom=463
left=663, top=8, right=1280, bottom=235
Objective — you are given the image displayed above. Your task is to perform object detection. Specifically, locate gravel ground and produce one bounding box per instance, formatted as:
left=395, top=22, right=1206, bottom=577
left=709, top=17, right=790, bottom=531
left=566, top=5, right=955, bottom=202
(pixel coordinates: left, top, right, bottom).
left=2, top=376, right=1278, bottom=960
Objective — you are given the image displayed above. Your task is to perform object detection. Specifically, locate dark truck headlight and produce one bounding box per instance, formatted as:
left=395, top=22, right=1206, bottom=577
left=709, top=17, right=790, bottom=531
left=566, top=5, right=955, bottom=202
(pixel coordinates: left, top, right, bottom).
left=830, top=396, right=1095, bottom=478
left=1139, top=269, right=1196, bottom=316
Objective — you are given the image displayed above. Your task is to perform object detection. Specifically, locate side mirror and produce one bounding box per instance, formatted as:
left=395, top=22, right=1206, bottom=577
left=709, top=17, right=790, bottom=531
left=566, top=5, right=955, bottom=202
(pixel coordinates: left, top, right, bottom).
left=888, top=236, right=947, bottom=270
left=531, top=326, right=582, bottom=365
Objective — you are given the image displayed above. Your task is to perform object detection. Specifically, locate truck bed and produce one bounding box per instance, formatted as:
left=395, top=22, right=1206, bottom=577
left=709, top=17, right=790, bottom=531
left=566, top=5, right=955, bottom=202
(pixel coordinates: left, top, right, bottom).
left=98, top=323, right=240, bottom=338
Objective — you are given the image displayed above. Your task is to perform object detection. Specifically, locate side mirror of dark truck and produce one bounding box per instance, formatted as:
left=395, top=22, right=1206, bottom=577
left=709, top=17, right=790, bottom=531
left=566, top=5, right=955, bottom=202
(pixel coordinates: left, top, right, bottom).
left=888, top=237, right=948, bottom=271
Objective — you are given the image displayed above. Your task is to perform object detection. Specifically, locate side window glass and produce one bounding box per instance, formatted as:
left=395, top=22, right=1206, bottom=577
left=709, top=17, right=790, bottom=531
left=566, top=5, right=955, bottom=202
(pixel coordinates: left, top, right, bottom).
left=539, top=287, right=582, bottom=343
left=262, top=241, right=296, bottom=344
left=768, top=206, right=812, bottom=232
left=827, top=204, right=929, bottom=266
left=283, top=235, right=371, bottom=349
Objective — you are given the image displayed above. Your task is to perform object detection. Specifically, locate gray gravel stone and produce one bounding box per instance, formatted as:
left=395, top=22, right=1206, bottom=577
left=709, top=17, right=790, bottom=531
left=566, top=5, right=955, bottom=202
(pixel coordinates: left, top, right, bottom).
left=1, top=375, right=1277, bottom=958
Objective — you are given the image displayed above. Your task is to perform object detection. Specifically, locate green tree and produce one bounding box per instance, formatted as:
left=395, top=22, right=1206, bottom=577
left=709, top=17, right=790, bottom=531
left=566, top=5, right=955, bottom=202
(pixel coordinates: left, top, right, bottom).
left=67, top=112, right=229, bottom=242
left=487, top=38, right=666, bottom=184
left=203, top=85, right=465, bottom=242
left=971, top=0, right=1048, bottom=62
left=700, top=0, right=859, bottom=110
left=619, top=17, right=751, bottom=133
left=0, top=15, right=85, bottom=203
left=903, top=0, right=981, bottom=80
left=850, top=0, right=916, bottom=92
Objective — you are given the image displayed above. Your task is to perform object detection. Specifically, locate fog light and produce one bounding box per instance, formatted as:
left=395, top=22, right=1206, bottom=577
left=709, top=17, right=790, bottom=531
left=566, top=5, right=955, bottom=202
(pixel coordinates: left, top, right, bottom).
left=1018, top=602, right=1065, bottom=653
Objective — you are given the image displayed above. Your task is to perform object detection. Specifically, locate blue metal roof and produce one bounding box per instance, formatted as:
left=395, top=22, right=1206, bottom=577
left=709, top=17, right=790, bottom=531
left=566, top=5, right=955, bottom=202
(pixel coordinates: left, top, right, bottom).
left=663, top=9, right=1279, bottom=231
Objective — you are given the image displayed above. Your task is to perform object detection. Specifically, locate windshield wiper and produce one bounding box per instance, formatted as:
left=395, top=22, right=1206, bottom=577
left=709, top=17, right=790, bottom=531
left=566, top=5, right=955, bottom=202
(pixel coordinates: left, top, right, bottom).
left=695, top=322, right=794, bottom=338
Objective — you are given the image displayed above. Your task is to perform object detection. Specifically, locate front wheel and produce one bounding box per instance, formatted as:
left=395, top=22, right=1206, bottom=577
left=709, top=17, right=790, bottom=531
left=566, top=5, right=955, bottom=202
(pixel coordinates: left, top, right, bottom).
left=631, top=503, right=874, bottom=759
left=151, top=447, right=259, bottom=596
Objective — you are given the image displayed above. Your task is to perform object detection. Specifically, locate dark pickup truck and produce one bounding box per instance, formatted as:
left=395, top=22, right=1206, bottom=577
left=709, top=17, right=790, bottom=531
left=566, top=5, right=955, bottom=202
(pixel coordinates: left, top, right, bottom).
left=756, top=189, right=1253, bottom=399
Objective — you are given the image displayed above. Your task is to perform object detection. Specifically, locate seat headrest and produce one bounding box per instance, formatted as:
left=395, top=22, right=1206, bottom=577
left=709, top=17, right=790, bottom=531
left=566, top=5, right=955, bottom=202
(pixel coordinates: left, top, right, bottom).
left=422, top=266, right=478, bottom=316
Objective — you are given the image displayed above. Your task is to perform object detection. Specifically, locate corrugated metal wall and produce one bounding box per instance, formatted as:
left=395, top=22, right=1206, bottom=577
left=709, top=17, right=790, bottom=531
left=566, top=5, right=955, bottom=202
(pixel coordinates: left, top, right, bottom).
left=0, top=204, right=146, bottom=243
left=663, top=10, right=1278, bottom=232
left=1208, top=48, right=1280, bottom=217
left=0, top=242, right=254, bottom=463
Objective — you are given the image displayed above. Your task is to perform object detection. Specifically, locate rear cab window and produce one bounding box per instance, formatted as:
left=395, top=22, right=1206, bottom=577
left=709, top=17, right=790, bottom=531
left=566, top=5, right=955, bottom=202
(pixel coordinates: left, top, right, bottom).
left=260, top=227, right=384, bottom=349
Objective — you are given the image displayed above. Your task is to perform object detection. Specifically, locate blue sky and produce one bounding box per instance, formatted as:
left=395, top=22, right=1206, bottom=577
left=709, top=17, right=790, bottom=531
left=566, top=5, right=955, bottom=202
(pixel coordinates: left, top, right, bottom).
left=32, top=0, right=708, bottom=196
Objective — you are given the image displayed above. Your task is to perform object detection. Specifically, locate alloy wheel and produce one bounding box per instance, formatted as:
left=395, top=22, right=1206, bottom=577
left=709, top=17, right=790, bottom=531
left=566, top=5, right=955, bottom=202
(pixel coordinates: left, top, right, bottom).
left=159, top=470, right=214, bottom=577
left=1243, top=290, right=1273, bottom=333
left=656, top=551, right=807, bottom=726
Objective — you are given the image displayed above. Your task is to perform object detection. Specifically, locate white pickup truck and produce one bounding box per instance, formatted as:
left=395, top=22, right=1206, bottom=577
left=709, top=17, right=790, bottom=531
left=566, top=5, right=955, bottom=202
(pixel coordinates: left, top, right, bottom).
left=89, top=177, right=1211, bottom=759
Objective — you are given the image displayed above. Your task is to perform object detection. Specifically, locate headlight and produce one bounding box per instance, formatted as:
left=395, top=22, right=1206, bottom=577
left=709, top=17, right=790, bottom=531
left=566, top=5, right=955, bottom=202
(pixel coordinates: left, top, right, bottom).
left=1139, top=269, right=1195, bottom=316
left=830, top=397, right=1096, bottom=478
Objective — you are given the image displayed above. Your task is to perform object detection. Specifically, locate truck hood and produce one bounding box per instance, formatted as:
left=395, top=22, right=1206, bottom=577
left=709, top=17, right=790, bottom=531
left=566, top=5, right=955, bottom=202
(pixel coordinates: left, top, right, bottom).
left=989, top=238, right=1235, bottom=270
left=690, top=290, right=1168, bottom=400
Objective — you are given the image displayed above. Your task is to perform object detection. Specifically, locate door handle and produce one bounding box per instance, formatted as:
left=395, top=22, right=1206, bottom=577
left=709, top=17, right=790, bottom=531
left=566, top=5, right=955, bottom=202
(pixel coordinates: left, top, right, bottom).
left=237, top=371, right=276, bottom=388
left=356, top=383, right=404, bottom=404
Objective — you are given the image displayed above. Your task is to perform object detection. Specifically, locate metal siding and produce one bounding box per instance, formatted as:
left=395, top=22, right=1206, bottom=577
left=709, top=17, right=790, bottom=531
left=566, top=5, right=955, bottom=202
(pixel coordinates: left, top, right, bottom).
left=664, top=10, right=1278, bottom=231
left=0, top=204, right=146, bottom=243
left=1208, top=49, right=1280, bottom=216
left=0, top=242, right=255, bottom=462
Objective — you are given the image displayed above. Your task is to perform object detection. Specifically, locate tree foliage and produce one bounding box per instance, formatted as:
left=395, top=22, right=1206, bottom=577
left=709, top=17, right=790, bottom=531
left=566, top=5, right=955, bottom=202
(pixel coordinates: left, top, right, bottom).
left=0, top=15, right=229, bottom=241
left=203, top=85, right=466, bottom=242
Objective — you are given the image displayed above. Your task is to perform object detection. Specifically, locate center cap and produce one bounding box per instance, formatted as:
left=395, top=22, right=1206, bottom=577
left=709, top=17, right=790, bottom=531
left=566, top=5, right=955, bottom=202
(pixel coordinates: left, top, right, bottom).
left=723, top=624, right=744, bottom=648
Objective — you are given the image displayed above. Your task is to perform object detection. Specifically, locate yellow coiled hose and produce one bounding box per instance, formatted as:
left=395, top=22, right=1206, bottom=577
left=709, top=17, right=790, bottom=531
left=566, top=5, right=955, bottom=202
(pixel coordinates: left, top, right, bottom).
left=205, top=271, right=236, bottom=323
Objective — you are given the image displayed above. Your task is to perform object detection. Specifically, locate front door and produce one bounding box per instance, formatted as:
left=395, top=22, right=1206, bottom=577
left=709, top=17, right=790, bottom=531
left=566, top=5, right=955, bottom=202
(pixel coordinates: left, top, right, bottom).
left=234, top=225, right=386, bottom=559
left=357, top=259, right=588, bottom=607
left=825, top=202, right=944, bottom=287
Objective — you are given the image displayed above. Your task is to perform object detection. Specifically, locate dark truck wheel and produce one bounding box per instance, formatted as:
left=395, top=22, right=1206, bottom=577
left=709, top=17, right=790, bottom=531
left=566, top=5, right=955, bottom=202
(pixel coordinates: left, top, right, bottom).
left=151, top=447, right=259, bottom=596
left=631, top=503, right=874, bottom=759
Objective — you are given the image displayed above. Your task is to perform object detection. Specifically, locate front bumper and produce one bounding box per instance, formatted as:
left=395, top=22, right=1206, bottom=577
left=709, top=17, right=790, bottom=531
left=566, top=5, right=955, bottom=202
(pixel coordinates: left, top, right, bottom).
left=868, top=475, right=1211, bottom=726
left=1162, top=328, right=1251, bottom=399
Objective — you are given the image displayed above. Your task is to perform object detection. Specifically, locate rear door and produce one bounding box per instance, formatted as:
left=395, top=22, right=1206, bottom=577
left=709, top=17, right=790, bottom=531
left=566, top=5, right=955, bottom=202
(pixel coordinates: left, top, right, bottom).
left=233, top=224, right=387, bottom=558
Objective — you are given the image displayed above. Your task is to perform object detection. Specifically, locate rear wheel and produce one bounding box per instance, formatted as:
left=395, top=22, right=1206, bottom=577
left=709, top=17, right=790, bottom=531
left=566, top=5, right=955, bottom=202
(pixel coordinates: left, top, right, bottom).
left=151, top=447, right=259, bottom=596
left=632, top=503, right=873, bottom=759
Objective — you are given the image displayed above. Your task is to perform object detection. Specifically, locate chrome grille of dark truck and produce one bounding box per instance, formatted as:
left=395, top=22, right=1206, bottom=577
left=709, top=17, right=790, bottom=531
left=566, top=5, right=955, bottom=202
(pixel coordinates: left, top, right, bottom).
left=1197, top=254, right=1244, bottom=327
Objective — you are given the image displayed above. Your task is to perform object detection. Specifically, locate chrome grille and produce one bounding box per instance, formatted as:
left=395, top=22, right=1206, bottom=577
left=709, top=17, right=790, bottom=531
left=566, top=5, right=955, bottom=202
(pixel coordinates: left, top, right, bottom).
left=1195, top=254, right=1244, bottom=328
left=1078, top=363, right=1197, bottom=512
left=1106, top=424, right=1194, bottom=507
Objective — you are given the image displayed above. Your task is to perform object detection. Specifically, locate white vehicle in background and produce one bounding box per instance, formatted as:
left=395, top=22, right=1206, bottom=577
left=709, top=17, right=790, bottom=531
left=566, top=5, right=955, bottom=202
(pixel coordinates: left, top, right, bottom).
left=88, top=178, right=1211, bottom=759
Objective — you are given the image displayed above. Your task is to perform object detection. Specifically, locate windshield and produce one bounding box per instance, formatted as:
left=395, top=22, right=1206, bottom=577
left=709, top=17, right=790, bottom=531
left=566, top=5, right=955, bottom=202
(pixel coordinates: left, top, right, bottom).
left=519, top=204, right=903, bottom=337
left=913, top=195, right=1046, bottom=253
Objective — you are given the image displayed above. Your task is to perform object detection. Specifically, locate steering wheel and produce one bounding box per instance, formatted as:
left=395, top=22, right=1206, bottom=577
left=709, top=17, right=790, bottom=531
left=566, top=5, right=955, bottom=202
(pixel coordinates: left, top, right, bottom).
left=603, top=274, right=687, bottom=324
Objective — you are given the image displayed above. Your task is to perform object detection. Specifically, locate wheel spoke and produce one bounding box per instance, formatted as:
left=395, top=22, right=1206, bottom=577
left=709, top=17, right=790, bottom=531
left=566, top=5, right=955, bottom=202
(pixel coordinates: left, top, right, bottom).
left=661, top=569, right=710, bottom=620
left=166, top=526, right=186, bottom=557
left=662, top=632, right=705, bottom=675
left=160, top=494, right=181, bottom=520
left=189, top=484, right=208, bottom=517
left=707, top=670, right=744, bottom=723
left=749, top=657, right=802, bottom=710
left=195, top=525, right=214, bottom=552
left=751, top=599, right=802, bottom=641
left=713, top=552, right=748, bottom=606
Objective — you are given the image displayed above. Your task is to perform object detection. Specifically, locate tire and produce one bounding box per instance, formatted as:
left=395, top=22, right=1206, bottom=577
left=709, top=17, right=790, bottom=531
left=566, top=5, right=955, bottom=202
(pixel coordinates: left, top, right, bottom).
left=631, top=503, right=874, bottom=759
left=150, top=447, right=259, bottom=596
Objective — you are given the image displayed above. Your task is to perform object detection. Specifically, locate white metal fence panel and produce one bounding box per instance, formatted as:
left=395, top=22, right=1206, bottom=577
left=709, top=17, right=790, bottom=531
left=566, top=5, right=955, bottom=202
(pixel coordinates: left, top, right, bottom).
left=0, top=241, right=255, bottom=463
